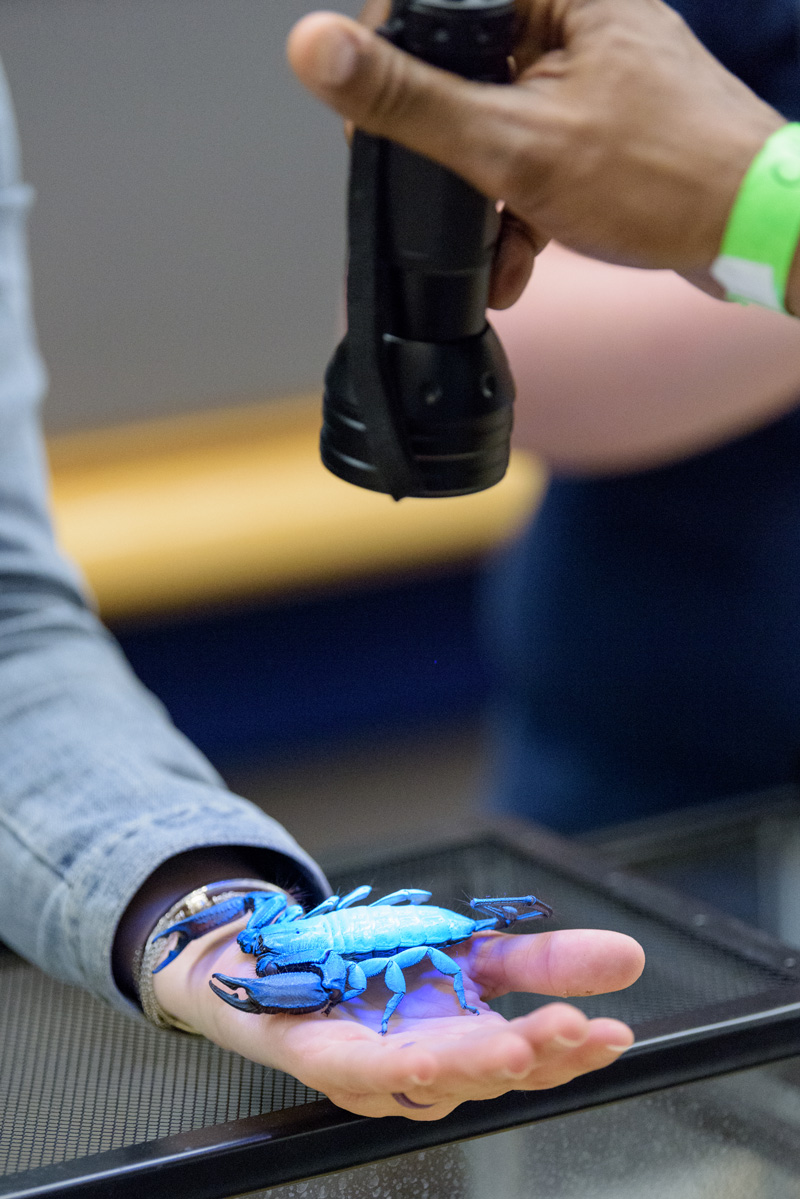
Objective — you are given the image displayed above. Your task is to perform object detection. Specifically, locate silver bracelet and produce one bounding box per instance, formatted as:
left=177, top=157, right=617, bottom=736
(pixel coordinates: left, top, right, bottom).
left=136, top=878, right=290, bottom=1033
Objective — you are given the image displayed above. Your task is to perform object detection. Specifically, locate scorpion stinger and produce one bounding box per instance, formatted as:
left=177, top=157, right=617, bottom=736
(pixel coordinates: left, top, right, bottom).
left=469, top=895, right=554, bottom=930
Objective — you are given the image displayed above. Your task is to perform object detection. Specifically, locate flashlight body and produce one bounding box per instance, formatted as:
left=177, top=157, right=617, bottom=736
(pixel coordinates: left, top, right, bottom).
left=321, top=0, right=517, bottom=499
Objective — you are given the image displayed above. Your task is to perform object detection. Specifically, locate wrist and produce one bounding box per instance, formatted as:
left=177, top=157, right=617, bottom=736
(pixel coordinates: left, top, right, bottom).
left=112, top=846, right=310, bottom=1004
left=112, top=849, right=260, bottom=1001
left=697, top=115, right=786, bottom=272
left=139, top=878, right=293, bottom=1033
left=149, top=912, right=247, bottom=1041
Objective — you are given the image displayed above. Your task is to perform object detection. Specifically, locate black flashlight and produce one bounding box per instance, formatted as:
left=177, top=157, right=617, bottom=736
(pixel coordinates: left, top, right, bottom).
left=320, top=0, right=517, bottom=500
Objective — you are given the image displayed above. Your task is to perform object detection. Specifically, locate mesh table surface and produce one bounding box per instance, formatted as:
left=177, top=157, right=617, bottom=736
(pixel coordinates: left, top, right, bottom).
left=0, top=958, right=319, bottom=1175
left=2, top=828, right=800, bottom=1189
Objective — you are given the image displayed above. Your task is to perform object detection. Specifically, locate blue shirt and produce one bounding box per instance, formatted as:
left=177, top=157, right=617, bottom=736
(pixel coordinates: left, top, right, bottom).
left=486, top=0, right=800, bottom=831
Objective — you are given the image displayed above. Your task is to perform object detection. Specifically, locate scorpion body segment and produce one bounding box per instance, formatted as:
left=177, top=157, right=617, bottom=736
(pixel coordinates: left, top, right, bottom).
left=156, top=885, right=553, bottom=1033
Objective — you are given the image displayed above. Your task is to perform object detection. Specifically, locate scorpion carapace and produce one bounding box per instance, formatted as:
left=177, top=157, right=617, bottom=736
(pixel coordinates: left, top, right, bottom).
left=154, top=886, right=553, bottom=1033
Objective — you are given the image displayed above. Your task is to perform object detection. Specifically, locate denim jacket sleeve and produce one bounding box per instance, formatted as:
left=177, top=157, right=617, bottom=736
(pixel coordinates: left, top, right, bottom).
left=0, top=60, right=328, bottom=1017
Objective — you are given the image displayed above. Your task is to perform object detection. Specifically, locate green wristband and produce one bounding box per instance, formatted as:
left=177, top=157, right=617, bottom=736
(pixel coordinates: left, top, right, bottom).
left=710, top=122, right=800, bottom=313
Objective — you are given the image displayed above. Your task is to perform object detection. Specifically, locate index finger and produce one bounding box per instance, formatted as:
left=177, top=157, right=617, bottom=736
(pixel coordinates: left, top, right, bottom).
left=465, top=928, right=646, bottom=999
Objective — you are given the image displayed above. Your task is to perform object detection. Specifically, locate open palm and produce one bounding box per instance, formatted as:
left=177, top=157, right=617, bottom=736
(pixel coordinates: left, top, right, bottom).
left=154, top=921, right=644, bottom=1120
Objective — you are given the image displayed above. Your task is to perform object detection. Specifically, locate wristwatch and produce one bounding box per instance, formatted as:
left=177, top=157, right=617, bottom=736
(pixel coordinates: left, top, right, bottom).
left=136, top=878, right=290, bottom=1032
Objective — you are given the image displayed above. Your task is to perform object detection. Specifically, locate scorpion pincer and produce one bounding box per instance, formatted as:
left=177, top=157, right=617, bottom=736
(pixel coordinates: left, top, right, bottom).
left=154, top=886, right=553, bottom=1034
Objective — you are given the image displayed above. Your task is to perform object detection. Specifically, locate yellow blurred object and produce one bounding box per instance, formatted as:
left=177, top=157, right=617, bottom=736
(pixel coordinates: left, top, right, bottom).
left=48, top=395, right=546, bottom=621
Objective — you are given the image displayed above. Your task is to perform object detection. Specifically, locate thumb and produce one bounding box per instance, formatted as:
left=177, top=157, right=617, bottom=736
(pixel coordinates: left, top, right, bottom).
left=287, top=11, right=529, bottom=201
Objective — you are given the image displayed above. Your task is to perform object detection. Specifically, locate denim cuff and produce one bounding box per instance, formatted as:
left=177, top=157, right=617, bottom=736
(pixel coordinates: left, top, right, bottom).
left=41, top=790, right=328, bottom=1019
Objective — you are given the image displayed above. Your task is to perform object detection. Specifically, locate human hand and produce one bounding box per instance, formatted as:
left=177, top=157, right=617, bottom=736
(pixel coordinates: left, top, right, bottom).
left=153, top=917, right=644, bottom=1120
left=287, top=0, right=786, bottom=307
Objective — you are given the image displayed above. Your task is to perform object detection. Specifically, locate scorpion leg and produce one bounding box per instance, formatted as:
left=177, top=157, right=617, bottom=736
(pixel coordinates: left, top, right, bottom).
left=361, top=947, right=478, bottom=1033
left=335, top=885, right=373, bottom=909
left=395, top=946, right=478, bottom=1017
left=358, top=957, right=407, bottom=1033
left=281, top=905, right=305, bottom=922
left=246, top=893, right=292, bottom=928
left=469, top=895, right=554, bottom=929
left=341, top=962, right=368, bottom=1000
left=303, top=895, right=345, bottom=918
left=304, top=886, right=374, bottom=919
left=369, top=889, right=431, bottom=907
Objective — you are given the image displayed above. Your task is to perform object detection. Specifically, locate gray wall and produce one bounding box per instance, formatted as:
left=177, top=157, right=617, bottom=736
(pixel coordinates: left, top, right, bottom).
left=0, top=0, right=361, bottom=432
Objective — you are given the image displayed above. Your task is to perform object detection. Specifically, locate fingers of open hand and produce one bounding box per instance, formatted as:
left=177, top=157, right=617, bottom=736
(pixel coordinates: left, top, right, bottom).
left=503, top=1005, right=633, bottom=1090
left=328, top=1004, right=634, bottom=1119
left=385, top=1004, right=633, bottom=1107
left=464, top=928, right=646, bottom=1000
left=305, top=1020, right=540, bottom=1119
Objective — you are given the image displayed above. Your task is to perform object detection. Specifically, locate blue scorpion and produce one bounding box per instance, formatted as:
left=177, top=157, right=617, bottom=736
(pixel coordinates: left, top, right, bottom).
left=155, top=885, right=553, bottom=1034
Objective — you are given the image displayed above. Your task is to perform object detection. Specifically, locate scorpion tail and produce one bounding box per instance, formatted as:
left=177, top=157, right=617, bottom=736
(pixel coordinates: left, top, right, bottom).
left=469, top=895, right=554, bottom=930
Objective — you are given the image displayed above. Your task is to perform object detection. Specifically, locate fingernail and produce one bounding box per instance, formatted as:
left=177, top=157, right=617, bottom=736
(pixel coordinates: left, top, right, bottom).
left=499, top=1065, right=531, bottom=1080
left=409, top=1073, right=432, bottom=1087
left=550, top=1032, right=588, bottom=1050
left=393, top=1092, right=436, bottom=1110
left=314, top=28, right=359, bottom=88
left=605, top=1042, right=633, bottom=1054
